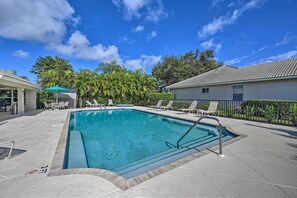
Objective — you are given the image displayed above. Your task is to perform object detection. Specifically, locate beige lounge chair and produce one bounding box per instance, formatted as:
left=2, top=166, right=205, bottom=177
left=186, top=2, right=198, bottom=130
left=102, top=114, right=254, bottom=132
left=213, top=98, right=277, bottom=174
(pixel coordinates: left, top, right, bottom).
left=86, top=101, right=95, bottom=107
left=160, top=100, right=174, bottom=110
left=178, top=100, right=198, bottom=113
left=149, top=100, right=163, bottom=109
left=197, top=101, right=219, bottom=116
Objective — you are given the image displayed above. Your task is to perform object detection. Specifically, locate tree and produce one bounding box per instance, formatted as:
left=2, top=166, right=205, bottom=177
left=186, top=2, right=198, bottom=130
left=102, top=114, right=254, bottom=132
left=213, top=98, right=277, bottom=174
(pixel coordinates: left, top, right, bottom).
left=30, top=56, right=75, bottom=88
left=152, top=49, right=222, bottom=89
left=95, top=60, right=123, bottom=75
left=9, top=69, right=30, bottom=81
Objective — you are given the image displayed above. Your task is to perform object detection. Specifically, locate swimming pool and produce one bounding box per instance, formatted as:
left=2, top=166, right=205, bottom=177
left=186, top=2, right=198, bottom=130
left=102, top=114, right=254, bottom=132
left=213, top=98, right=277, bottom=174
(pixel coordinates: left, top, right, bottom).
left=64, top=109, right=236, bottom=179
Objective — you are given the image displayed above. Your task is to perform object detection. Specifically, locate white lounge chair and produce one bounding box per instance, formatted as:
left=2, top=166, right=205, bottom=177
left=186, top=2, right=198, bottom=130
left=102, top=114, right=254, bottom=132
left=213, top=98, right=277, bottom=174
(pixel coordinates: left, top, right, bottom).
left=178, top=100, right=198, bottom=113
left=160, top=100, right=174, bottom=110
left=149, top=100, right=163, bottom=109
left=93, top=99, right=101, bottom=107
left=93, top=99, right=106, bottom=109
left=108, top=99, right=113, bottom=106
left=197, top=101, right=219, bottom=116
left=86, top=101, right=95, bottom=107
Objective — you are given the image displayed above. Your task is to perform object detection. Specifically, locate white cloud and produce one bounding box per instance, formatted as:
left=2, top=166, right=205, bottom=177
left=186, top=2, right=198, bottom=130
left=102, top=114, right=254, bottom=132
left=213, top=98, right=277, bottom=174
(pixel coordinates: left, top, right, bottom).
left=224, top=55, right=249, bottom=65
left=274, top=33, right=297, bottom=47
left=112, top=0, right=167, bottom=23
left=258, top=45, right=269, bottom=51
left=125, top=54, right=161, bottom=70
left=50, top=31, right=122, bottom=63
left=133, top=25, right=144, bottom=32
left=198, top=0, right=265, bottom=38
left=211, top=0, right=224, bottom=8
left=145, top=0, right=168, bottom=23
left=200, top=39, right=222, bottom=52
left=13, top=50, right=30, bottom=58
left=261, top=50, right=297, bottom=63
left=0, top=0, right=78, bottom=43
left=146, top=31, right=157, bottom=40
left=119, top=36, right=135, bottom=44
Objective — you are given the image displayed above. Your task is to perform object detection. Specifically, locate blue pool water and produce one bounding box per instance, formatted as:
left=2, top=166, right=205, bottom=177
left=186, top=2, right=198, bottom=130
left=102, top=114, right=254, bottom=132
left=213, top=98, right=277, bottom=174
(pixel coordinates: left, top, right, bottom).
left=65, top=110, right=235, bottom=178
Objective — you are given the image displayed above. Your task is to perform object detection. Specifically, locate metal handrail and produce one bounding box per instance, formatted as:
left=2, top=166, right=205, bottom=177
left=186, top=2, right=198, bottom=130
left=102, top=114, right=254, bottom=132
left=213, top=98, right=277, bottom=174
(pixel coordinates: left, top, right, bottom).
left=0, top=140, right=15, bottom=159
left=176, top=116, right=225, bottom=157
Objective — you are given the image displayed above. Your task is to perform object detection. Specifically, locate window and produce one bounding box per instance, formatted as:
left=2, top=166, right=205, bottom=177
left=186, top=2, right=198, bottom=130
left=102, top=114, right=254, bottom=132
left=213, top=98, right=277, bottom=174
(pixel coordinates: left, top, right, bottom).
left=233, top=85, right=243, bottom=101
left=202, top=88, right=209, bottom=94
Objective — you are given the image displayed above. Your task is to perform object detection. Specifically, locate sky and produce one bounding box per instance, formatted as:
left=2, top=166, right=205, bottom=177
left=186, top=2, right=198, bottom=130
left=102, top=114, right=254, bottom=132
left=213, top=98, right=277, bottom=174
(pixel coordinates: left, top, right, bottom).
left=0, top=0, right=297, bottom=83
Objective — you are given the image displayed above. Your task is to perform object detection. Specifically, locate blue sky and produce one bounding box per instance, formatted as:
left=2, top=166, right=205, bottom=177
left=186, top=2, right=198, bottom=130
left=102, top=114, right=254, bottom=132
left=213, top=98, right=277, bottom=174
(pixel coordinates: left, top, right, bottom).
left=0, top=0, right=297, bottom=83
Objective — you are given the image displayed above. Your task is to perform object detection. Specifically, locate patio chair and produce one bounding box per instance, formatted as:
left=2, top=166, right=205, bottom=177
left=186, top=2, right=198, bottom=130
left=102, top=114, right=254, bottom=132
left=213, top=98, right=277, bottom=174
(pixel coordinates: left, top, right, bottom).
left=85, top=101, right=95, bottom=107
left=57, top=101, right=65, bottom=109
left=108, top=99, right=113, bottom=106
left=197, top=101, right=219, bottom=116
left=148, top=100, right=163, bottom=109
left=160, top=100, right=174, bottom=110
left=64, top=101, right=69, bottom=109
left=178, top=100, right=198, bottom=113
left=44, top=102, right=53, bottom=110
left=93, top=99, right=101, bottom=107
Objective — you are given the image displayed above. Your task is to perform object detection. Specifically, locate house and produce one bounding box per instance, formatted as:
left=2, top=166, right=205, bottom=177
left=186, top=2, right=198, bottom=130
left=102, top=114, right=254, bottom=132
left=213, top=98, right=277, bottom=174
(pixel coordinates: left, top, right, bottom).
left=0, top=70, right=38, bottom=114
left=166, top=58, right=297, bottom=101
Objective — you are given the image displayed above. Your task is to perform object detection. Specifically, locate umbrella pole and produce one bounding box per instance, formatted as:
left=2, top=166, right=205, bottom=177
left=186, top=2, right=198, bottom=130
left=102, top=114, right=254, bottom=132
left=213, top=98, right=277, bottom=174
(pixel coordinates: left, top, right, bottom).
left=56, top=92, right=58, bottom=103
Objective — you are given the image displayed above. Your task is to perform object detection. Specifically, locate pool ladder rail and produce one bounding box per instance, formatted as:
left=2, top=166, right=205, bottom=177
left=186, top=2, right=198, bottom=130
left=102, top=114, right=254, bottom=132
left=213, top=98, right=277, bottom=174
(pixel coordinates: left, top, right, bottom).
left=0, top=140, right=15, bottom=159
left=176, top=116, right=225, bottom=157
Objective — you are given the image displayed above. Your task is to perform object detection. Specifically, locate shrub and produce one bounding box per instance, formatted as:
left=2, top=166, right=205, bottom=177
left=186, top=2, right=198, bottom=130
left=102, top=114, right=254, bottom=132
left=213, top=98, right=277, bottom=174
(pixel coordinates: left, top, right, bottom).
left=147, top=92, right=174, bottom=102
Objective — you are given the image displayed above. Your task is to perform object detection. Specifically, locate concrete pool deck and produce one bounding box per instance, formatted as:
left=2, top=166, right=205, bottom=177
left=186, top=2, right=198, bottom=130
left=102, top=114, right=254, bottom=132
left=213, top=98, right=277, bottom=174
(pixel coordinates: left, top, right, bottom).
left=0, top=107, right=296, bottom=197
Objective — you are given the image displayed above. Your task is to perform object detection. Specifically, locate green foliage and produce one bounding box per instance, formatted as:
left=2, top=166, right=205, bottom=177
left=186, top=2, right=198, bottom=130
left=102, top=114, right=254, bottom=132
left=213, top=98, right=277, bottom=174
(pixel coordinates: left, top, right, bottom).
left=74, top=65, right=156, bottom=107
left=30, top=56, right=157, bottom=107
left=152, top=49, right=222, bottom=89
left=95, top=60, right=125, bottom=75
left=147, top=92, right=174, bottom=101
left=30, top=56, right=75, bottom=88
left=260, top=105, right=276, bottom=122
left=36, top=90, right=54, bottom=108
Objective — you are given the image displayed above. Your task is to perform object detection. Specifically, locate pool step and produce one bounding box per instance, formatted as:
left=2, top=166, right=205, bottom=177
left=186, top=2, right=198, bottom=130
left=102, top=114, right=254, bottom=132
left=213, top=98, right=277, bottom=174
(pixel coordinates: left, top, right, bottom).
left=113, top=134, right=214, bottom=173
left=67, top=130, right=88, bottom=168
left=113, top=135, right=233, bottom=179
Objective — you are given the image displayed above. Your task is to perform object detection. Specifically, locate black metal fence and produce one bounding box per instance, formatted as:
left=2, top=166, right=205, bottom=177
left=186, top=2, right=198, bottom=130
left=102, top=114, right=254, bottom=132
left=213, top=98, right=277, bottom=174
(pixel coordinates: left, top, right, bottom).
left=141, top=99, right=297, bottom=127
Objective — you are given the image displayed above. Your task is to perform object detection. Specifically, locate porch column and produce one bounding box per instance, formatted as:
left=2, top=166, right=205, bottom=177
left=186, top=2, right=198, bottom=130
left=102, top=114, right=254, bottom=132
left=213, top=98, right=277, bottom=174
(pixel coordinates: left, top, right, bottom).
left=17, top=87, right=25, bottom=114
left=25, top=89, right=36, bottom=111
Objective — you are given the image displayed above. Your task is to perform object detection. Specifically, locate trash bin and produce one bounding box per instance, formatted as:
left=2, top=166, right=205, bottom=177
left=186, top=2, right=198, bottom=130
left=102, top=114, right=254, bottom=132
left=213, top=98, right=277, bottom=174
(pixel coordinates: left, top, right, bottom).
left=11, top=102, right=17, bottom=115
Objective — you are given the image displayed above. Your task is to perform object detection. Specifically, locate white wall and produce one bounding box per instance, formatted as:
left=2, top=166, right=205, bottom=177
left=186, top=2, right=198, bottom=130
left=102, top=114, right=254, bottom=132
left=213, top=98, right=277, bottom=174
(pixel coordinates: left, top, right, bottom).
left=17, top=87, right=25, bottom=114
left=172, top=84, right=233, bottom=100
left=171, top=78, right=297, bottom=101
left=25, top=89, right=36, bottom=111
left=244, top=79, right=297, bottom=100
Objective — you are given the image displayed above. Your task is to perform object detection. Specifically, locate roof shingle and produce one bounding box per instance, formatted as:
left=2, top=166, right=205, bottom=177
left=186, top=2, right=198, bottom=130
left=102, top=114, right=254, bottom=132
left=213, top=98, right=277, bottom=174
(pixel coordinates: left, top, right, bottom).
left=167, top=58, right=297, bottom=89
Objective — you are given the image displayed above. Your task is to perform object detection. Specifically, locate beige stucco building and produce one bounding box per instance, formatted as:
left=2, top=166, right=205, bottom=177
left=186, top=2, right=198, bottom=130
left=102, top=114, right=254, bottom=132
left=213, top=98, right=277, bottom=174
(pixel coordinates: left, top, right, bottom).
left=0, top=70, right=38, bottom=114
left=167, top=59, right=297, bottom=101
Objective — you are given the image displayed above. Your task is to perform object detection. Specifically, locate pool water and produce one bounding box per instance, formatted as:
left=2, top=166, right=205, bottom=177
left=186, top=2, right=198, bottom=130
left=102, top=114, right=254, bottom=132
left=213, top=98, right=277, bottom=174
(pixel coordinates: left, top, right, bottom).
left=65, top=110, right=235, bottom=178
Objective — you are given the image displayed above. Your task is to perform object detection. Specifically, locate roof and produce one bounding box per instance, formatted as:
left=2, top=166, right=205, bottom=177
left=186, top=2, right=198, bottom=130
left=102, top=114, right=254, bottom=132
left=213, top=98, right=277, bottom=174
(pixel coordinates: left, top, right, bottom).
left=167, top=58, right=297, bottom=89
left=0, top=70, right=38, bottom=89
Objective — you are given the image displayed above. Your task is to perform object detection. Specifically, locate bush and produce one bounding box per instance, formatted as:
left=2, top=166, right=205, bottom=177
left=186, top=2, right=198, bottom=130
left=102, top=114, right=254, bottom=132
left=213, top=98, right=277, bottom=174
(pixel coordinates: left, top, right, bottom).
left=147, top=92, right=174, bottom=101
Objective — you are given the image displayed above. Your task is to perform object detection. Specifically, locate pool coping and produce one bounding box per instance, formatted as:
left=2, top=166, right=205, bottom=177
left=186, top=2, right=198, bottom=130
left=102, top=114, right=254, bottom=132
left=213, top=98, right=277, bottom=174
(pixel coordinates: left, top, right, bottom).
left=48, top=108, right=246, bottom=191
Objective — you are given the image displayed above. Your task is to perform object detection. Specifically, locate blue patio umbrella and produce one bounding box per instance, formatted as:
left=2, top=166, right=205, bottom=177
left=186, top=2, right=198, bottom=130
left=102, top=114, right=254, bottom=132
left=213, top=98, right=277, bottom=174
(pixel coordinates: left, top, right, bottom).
left=44, top=86, right=70, bottom=103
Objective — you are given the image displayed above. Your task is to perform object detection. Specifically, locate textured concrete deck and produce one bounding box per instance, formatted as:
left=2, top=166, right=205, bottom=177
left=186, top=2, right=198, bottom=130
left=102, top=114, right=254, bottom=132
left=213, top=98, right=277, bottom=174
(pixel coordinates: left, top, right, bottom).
left=0, top=107, right=296, bottom=197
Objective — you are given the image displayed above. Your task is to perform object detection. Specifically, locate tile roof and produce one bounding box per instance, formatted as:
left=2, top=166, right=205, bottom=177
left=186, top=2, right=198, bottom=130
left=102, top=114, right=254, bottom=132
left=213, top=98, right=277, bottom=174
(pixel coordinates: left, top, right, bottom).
left=167, top=58, right=297, bottom=89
